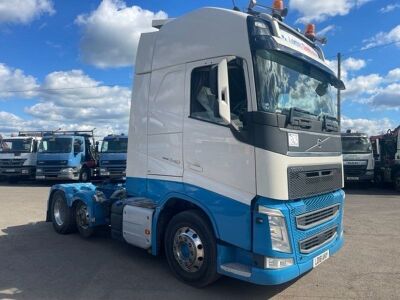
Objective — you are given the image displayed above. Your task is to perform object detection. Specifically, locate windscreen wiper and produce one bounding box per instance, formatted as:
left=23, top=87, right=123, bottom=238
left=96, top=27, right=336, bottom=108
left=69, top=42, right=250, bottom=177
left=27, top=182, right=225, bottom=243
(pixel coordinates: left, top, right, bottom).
left=287, top=107, right=317, bottom=129
left=320, top=114, right=339, bottom=132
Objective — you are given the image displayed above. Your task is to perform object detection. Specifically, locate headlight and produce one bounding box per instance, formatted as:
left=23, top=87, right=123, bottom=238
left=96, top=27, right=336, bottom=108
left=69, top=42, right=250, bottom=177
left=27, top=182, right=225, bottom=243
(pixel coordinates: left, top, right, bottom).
left=365, top=170, right=374, bottom=176
left=259, top=206, right=291, bottom=253
left=36, top=168, right=43, bottom=173
left=21, top=169, right=29, bottom=174
left=60, top=168, right=74, bottom=174
left=93, top=190, right=107, bottom=203
left=100, top=168, right=109, bottom=175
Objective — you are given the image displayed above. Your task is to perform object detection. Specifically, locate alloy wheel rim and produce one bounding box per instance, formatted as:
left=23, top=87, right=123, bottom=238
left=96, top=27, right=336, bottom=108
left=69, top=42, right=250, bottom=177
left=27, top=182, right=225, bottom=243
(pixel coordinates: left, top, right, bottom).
left=172, top=226, right=204, bottom=273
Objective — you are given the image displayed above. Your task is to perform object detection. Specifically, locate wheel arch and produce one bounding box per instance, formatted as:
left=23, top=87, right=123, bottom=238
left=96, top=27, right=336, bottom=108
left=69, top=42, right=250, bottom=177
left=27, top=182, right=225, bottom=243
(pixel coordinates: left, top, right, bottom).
left=154, top=195, right=219, bottom=256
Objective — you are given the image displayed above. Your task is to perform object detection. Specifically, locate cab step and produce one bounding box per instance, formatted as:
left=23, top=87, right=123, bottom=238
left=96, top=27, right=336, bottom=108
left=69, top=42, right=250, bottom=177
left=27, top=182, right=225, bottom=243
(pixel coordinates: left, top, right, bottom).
left=220, top=263, right=252, bottom=278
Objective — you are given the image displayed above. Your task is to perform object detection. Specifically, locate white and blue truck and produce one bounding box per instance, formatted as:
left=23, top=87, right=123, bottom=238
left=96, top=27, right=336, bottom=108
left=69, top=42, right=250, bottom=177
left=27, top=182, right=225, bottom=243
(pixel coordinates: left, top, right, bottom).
left=36, top=131, right=97, bottom=182
left=98, top=134, right=128, bottom=179
left=0, top=131, right=43, bottom=181
left=45, top=2, right=345, bottom=287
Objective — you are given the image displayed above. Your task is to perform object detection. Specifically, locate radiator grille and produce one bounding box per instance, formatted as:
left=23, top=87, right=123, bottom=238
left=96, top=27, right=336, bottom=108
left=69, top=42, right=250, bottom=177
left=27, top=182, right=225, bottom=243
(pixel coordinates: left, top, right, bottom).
left=296, top=204, right=340, bottom=230
left=0, top=159, right=26, bottom=167
left=288, top=164, right=342, bottom=199
left=299, top=226, right=338, bottom=254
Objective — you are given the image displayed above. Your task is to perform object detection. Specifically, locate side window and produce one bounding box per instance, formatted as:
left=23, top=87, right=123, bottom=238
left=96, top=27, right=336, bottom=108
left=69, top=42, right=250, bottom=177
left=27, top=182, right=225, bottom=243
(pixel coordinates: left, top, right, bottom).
left=190, top=58, right=248, bottom=127
left=228, top=58, right=248, bottom=129
left=190, top=64, right=224, bottom=124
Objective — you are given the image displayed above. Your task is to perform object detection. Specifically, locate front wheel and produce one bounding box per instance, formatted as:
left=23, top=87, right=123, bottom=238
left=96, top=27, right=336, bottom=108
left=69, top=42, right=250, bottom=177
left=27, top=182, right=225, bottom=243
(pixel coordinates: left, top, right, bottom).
left=394, top=172, right=400, bottom=192
left=75, top=202, right=94, bottom=238
left=164, top=210, right=220, bottom=287
left=79, top=167, right=91, bottom=182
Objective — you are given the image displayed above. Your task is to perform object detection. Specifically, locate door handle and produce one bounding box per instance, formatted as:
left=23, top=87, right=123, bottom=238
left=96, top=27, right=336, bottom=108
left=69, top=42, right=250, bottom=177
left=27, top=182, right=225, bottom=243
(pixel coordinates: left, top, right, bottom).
left=188, top=162, right=203, bottom=173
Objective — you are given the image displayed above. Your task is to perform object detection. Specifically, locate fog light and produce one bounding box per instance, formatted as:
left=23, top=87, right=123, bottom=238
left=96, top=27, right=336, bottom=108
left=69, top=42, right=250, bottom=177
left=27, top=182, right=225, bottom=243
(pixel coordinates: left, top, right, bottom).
left=264, top=257, right=294, bottom=269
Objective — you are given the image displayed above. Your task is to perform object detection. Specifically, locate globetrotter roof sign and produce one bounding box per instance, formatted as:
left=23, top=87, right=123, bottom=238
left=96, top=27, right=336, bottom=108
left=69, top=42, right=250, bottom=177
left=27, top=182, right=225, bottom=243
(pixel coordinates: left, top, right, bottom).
left=274, top=27, right=321, bottom=62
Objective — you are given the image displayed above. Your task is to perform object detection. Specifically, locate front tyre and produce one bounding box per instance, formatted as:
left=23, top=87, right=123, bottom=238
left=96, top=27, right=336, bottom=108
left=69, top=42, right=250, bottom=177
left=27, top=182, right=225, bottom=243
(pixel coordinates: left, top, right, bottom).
left=75, top=202, right=94, bottom=238
left=51, top=191, right=75, bottom=234
left=164, top=210, right=220, bottom=287
left=79, top=167, right=90, bottom=182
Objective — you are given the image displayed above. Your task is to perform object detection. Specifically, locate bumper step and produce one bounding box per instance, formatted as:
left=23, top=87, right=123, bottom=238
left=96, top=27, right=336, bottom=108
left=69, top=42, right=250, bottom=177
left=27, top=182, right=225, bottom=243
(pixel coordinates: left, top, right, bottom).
left=220, top=263, right=251, bottom=278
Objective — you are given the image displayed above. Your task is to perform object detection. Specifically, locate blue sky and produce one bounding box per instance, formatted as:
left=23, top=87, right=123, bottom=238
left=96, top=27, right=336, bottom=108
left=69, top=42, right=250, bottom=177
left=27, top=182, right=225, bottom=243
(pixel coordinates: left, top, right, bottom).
left=0, top=0, right=399, bottom=136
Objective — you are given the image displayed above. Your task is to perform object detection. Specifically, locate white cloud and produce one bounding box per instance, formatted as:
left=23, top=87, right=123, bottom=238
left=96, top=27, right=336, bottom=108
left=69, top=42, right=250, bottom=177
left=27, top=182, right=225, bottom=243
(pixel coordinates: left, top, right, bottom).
left=0, top=63, right=39, bottom=99
left=342, top=57, right=366, bottom=71
left=0, top=66, right=131, bottom=136
left=370, top=83, right=400, bottom=109
left=386, top=68, right=400, bottom=82
left=290, top=0, right=372, bottom=23
left=317, top=25, right=336, bottom=36
left=380, top=3, right=400, bottom=13
left=0, top=0, right=54, bottom=24
left=75, top=0, right=167, bottom=68
left=343, top=74, right=383, bottom=97
left=341, top=116, right=395, bottom=136
left=362, top=25, right=400, bottom=49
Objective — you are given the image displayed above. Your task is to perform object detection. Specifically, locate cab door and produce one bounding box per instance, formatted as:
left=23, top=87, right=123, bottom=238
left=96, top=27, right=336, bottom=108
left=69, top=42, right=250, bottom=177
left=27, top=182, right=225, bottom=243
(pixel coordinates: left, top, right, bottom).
left=183, top=57, right=256, bottom=250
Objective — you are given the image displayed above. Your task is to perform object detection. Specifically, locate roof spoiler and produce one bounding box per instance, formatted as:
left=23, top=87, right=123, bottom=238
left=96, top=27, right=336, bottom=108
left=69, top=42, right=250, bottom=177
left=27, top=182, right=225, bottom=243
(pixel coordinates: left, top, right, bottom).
left=152, top=19, right=174, bottom=29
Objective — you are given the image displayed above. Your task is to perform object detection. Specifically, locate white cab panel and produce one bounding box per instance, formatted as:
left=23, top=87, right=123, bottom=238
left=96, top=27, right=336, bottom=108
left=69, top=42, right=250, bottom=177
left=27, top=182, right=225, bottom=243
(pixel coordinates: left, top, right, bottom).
left=256, top=149, right=344, bottom=200
left=123, top=205, right=153, bottom=249
left=147, top=133, right=183, bottom=177
left=135, top=32, right=157, bottom=74
left=127, top=74, right=150, bottom=179
left=148, top=66, right=185, bottom=135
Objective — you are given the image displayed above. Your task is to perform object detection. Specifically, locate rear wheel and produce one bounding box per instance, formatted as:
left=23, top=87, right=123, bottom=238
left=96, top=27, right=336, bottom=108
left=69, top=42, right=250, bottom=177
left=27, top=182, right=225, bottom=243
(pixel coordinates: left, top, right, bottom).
left=51, top=191, right=75, bottom=234
left=164, top=210, right=220, bottom=287
left=75, top=202, right=94, bottom=238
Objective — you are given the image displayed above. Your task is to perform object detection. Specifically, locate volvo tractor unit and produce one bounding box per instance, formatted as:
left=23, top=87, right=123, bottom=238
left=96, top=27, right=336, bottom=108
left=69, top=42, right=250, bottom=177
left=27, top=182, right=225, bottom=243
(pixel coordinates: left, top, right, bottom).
left=341, top=131, right=374, bottom=183
left=0, top=131, right=43, bottom=181
left=370, top=126, right=400, bottom=191
left=98, top=134, right=128, bottom=179
left=45, top=2, right=345, bottom=287
left=36, top=131, right=97, bottom=182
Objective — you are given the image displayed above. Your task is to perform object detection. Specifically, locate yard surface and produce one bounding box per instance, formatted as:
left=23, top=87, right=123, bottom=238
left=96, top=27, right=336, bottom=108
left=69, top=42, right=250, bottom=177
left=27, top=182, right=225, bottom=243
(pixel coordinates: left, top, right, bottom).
left=0, top=182, right=399, bottom=299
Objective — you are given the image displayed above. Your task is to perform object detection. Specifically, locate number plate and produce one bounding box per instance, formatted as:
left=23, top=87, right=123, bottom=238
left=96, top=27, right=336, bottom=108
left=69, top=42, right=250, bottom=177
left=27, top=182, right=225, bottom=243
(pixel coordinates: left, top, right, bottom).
left=347, top=177, right=359, bottom=181
left=5, top=169, right=16, bottom=173
left=313, top=250, right=329, bottom=268
left=36, top=176, right=45, bottom=179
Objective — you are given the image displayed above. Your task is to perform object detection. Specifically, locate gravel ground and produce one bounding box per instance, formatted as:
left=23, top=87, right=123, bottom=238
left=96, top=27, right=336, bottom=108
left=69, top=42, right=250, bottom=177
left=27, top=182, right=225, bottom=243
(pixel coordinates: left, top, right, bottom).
left=0, top=182, right=399, bottom=300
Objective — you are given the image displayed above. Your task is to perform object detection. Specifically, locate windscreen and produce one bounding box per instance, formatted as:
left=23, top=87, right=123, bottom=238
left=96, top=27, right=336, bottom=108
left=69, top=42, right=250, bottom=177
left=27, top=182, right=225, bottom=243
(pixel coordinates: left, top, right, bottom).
left=39, top=137, right=72, bottom=153
left=342, top=137, right=372, bottom=154
left=254, top=50, right=338, bottom=119
left=0, top=139, right=32, bottom=153
left=101, top=138, right=128, bottom=153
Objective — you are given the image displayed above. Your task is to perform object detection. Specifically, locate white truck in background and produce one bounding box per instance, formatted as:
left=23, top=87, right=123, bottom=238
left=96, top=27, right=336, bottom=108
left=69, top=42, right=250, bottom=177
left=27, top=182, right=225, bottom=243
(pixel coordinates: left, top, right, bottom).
left=0, top=131, right=43, bottom=181
left=45, top=1, right=346, bottom=287
left=341, top=131, right=374, bottom=183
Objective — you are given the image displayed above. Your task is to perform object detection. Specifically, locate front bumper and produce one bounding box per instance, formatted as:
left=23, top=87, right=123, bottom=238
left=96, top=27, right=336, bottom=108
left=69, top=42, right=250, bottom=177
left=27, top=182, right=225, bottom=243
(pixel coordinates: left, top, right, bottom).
left=0, top=166, right=35, bottom=177
left=247, top=232, right=343, bottom=285
left=218, top=190, right=345, bottom=285
left=99, top=167, right=126, bottom=178
left=36, top=167, right=79, bottom=180
left=344, top=171, right=374, bottom=182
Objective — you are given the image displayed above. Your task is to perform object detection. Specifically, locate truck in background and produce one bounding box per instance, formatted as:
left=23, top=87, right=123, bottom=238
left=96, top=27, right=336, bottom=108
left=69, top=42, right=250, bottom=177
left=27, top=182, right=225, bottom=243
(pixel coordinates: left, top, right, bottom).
left=0, top=131, right=44, bottom=181
left=370, top=126, right=400, bottom=191
left=98, top=134, right=128, bottom=179
left=341, top=131, right=374, bottom=183
left=45, top=2, right=346, bottom=287
left=36, top=131, right=97, bottom=182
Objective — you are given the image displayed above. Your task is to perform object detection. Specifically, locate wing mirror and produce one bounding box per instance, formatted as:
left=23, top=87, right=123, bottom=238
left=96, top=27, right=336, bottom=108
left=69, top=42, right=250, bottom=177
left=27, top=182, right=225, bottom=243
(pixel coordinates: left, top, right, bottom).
left=217, top=58, right=231, bottom=124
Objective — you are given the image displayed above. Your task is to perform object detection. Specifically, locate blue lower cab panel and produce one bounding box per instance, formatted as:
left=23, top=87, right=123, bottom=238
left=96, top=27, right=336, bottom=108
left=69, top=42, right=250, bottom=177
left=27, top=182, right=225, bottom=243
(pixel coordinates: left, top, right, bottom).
left=217, top=231, right=344, bottom=285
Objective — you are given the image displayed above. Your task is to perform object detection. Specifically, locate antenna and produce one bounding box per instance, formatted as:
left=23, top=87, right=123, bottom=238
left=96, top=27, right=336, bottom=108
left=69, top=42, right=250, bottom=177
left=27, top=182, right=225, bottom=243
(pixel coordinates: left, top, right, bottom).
left=232, top=0, right=241, bottom=11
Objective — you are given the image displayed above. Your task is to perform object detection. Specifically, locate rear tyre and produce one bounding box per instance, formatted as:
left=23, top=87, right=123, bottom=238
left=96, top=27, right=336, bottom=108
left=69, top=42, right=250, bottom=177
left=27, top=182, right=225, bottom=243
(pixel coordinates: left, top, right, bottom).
left=79, top=167, right=90, bottom=182
left=75, top=202, right=94, bottom=238
left=164, top=210, right=220, bottom=288
left=51, top=191, right=75, bottom=234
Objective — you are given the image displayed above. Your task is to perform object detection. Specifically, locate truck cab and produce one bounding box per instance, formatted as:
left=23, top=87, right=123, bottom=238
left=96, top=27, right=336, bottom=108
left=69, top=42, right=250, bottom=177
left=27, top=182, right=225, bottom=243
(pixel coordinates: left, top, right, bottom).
left=36, top=131, right=97, bottom=182
left=341, top=132, right=374, bottom=183
left=98, top=134, right=128, bottom=179
left=0, top=132, right=42, bottom=180
left=46, top=3, right=346, bottom=287
left=371, top=126, right=400, bottom=191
